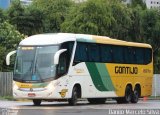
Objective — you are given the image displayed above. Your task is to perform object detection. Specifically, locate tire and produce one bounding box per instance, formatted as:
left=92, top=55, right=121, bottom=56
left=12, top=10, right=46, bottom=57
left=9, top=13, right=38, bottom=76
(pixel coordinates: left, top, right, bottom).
left=33, top=99, right=42, bottom=106
left=68, top=87, right=78, bottom=106
left=124, top=86, right=133, bottom=103
left=131, top=87, right=139, bottom=103
left=116, top=86, right=133, bottom=104
left=88, top=98, right=106, bottom=104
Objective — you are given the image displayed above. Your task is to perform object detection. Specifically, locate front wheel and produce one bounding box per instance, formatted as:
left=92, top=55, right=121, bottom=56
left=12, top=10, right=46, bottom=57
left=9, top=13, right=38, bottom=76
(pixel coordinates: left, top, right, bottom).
left=68, top=87, right=78, bottom=106
left=33, top=99, right=42, bottom=106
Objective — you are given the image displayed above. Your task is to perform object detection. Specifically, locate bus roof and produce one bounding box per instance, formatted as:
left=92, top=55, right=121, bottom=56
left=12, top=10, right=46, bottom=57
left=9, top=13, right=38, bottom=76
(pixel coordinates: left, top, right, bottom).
left=19, top=33, right=152, bottom=48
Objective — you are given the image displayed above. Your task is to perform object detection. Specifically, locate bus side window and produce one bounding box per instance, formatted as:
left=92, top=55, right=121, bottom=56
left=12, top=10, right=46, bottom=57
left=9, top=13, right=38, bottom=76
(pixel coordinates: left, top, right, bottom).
left=144, top=48, right=152, bottom=64
left=74, top=42, right=88, bottom=65
left=112, top=46, right=124, bottom=63
left=60, top=41, right=74, bottom=71
left=101, top=45, right=112, bottom=63
left=88, top=44, right=100, bottom=62
left=124, top=47, right=135, bottom=64
left=135, top=48, right=144, bottom=64
left=57, top=52, right=67, bottom=76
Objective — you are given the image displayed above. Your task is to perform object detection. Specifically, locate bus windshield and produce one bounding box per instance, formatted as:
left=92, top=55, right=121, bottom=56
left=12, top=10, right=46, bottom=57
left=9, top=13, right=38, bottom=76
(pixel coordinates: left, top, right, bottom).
left=14, top=45, right=59, bottom=82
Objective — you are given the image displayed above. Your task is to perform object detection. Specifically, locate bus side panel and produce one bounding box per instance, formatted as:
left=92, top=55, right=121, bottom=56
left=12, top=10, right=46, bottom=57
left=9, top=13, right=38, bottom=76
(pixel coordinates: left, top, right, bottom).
left=106, top=63, right=153, bottom=97
left=69, top=62, right=117, bottom=98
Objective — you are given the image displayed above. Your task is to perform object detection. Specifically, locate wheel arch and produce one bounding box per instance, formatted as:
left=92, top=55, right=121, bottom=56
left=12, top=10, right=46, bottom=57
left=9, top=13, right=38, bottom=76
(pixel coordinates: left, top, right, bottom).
left=126, top=83, right=133, bottom=91
left=72, top=83, right=82, bottom=98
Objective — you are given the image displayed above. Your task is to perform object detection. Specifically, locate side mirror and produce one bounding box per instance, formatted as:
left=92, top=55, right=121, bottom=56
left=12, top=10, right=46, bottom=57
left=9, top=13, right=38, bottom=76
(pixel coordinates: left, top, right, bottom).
left=54, top=49, right=67, bottom=65
left=6, top=50, right=16, bottom=65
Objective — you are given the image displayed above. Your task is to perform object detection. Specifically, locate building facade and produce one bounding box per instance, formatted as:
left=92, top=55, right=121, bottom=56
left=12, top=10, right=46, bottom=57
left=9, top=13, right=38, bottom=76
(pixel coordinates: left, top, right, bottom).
left=20, top=0, right=32, bottom=5
left=123, top=0, right=160, bottom=9
left=146, top=0, right=160, bottom=9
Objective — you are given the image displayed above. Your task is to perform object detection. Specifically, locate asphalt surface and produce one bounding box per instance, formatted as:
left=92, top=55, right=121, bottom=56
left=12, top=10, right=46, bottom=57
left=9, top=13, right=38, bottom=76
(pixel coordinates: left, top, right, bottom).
left=0, top=99, right=160, bottom=115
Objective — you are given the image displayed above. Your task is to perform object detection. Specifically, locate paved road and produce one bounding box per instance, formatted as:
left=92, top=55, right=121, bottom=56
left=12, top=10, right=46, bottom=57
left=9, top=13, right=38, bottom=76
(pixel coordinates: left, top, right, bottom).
left=0, top=99, right=160, bottom=115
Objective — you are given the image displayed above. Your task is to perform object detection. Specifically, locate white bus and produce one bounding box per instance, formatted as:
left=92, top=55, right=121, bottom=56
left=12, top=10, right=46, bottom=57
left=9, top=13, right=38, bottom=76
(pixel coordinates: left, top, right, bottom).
left=6, top=33, right=153, bottom=106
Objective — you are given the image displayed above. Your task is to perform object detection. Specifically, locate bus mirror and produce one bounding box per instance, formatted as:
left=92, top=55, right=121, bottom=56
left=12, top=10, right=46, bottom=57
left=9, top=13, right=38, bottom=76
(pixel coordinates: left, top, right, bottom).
left=6, top=50, right=16, bottom=65
left=54, top=49, right=67, bottom=65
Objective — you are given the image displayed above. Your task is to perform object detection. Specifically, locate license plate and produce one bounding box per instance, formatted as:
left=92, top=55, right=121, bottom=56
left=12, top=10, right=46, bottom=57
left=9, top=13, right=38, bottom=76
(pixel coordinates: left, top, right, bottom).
left=28, top=93, right=36, bottom=97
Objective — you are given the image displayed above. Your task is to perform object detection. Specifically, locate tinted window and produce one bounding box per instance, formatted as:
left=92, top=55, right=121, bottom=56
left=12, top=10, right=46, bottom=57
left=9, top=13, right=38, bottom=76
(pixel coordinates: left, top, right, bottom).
left=112, top=46, right=124, bottom=63
left=88, top=44, right=100, bottom=62
left=74, top=42, right=88, bottom=62
left=60, top=42, right=74, bottom=57
left=124, top=47, right=135, bottom=64
left=144, top=48, right=152, bottom=64
left=135, top=48, right=144, bottom=64
left=74, top=42, right=152, bottom=65
left=57, top=42, right=74, bottom=76
left=101, top=45, right=112, bottom=62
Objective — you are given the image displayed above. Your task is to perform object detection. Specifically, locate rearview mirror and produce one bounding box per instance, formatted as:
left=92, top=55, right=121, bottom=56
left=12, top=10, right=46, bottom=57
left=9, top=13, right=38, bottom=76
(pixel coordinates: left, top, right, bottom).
left=6, top=50, right=16, bottom=65
left=54, top=49, right=67, bottom=65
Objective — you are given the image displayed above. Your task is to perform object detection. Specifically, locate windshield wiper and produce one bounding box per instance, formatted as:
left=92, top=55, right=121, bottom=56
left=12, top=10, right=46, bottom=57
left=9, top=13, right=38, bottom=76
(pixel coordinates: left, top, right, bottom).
left=34, top=58, right=43, bottom=82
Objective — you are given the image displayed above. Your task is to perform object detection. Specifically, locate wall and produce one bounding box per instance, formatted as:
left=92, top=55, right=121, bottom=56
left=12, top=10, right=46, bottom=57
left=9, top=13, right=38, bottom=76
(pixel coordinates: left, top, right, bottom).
left=0, top=72, right=13, bottom=96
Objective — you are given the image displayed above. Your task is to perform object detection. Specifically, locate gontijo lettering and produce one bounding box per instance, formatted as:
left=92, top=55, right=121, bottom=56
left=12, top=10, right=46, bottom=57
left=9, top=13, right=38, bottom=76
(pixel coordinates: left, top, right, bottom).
left=115, top=66, right=138, bottom=74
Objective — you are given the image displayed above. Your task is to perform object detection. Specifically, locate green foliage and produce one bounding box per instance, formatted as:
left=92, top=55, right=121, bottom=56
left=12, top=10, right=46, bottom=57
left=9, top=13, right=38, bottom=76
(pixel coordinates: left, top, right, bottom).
left=129, top=6, right=143, bottom=42
left=109, top=1, right=132, bottom=40
left=32, top=0, right=73, bottom=32
left=7, top=0, right=25, bottom=32
left=61, top=0, right=132, bottom=40
left=131, top=0, right=146, bottom=9
left=0, top=9, right=7, bottom=23
left=61, top=0, right=114, bottom=35
left=140, top=9, right=160, bottom=73
left=7, top=0, right=44, bottom=36
left=0, top=21, right=25, bottom=71
left=0, top=96, right=15, bottom=101
left=141, top=9, right=160, bottom=45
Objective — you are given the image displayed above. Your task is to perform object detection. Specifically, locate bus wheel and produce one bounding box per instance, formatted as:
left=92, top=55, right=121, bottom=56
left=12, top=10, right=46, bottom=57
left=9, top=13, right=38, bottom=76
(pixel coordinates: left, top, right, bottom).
left=131, top=87, right=139, bottom=103
left=33, top=99, right=42, bottom=106
left=124, top=85, right=132, bottom=103
left=88, top=98, right=106, bottom=104
left=68, top=86, right=78, bottom=106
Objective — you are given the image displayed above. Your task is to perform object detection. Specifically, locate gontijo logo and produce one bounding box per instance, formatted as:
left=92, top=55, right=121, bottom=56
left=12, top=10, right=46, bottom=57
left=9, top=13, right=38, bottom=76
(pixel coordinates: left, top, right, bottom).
left=115, top=66, right=138, bottom=74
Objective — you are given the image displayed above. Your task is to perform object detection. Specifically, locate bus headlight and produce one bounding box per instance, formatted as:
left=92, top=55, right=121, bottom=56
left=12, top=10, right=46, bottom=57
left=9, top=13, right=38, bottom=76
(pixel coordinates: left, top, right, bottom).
left=13, top=81, right=19, bottom=90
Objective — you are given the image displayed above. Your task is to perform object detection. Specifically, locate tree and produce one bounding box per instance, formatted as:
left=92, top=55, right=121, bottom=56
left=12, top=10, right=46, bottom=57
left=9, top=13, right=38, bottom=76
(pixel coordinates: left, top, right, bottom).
left=141, top=9, right=160, bottom=73
left=141, top=9, right=160, bottom=50
left=131, top=0, right=146, bottom=9
left=32, top=0, right=73, bottom=32
left=19, top=6, right=44, bottom=36
left=0, top=21, right=25, bottom=71
left=61, top=0, right=132, bottom=40
left=7, top=0, right=44, bottom=36
left=109, top=1, right=132, bottom=40
left=7, top=0, right=25, bottom=33
left=129, top=6, right=143, bottom=42
left=0, top=8, right=6, bottom=23
left=61, top=0, right=114, bottom=36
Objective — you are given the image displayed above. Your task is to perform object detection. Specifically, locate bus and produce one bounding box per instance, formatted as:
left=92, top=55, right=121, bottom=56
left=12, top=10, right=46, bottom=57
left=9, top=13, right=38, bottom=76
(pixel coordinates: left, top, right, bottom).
left=6, top=33, right=153, bottom=106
